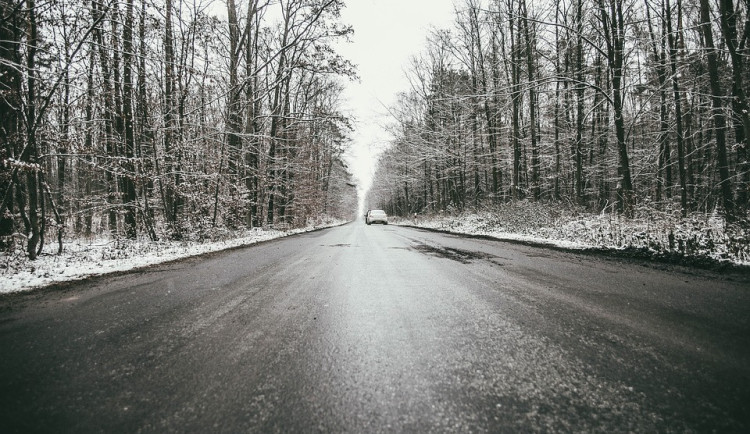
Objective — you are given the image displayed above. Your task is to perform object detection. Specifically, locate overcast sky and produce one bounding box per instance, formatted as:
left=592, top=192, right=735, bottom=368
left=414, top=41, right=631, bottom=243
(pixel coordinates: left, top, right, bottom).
left=336, top=0, right=457, bottom=199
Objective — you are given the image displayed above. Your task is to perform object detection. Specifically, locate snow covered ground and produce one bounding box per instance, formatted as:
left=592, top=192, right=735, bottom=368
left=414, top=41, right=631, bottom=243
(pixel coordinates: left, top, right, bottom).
left=3, top=203, right=748, bottom=294
left=1, top=219, right=347, bottom=294
left=394, top=201, right=750, bottom=269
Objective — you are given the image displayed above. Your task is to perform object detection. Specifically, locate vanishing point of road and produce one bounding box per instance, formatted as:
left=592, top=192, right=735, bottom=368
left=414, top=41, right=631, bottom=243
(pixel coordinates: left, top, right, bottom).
left=1, top=223, right=748, bottom=432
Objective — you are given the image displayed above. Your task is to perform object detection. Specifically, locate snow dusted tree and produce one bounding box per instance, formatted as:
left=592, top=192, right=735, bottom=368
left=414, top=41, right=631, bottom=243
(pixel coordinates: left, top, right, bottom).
left=0, top=0, right=358, bottom=258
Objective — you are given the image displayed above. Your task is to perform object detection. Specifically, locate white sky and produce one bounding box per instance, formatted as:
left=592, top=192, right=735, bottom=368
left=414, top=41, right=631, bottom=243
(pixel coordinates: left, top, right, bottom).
left=336, top=0, right=457, bottom=202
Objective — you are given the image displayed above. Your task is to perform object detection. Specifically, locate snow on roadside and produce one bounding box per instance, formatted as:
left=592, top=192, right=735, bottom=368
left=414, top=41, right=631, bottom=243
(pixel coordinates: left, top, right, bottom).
left=394, top=201, right=750, bottom=267
left=1, top=220, right=347, bottom=294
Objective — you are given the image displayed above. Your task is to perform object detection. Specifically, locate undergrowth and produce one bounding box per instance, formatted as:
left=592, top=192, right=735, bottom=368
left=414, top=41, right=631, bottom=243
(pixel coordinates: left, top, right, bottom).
left=402, top=200, right=750, bottom=267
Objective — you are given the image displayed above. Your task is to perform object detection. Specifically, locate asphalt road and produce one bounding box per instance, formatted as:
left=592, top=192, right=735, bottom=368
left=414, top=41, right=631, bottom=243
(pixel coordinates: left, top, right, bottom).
left=1, top=223, right=749, bottom=432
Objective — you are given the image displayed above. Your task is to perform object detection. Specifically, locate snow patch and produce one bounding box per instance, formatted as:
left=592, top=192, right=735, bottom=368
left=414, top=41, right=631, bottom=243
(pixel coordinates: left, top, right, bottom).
left=396, top=201, right=750, bottom=267
left=1, top=219, right=347, bottom=294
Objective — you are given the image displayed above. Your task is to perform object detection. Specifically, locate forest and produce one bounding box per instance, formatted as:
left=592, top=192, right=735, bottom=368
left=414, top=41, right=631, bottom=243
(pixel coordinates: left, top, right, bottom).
left=368, top=0, right=750, bottom=231
left=1, top=0, right=359, bottom=260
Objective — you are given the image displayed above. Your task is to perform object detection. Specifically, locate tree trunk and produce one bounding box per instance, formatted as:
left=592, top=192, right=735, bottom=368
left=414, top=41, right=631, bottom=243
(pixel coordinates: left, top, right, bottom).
left=267, top=5, right=293, bottom=225
left=599, top=0, right=634, bottom=215
left=700, top=0, right=734, bottom=219
left=25, top=0, right=41, bottom=259
left=137, top=0, right=157, bottom=241
left=574, top=0, right=586, bottom=205
left=162, top=0, right=178, bottom=233
left=91, top=0, right=118, bottom=234
left=469, top=3, right=498, bottom=199
left=718, top=0, right=750, bottom=212
left=521, top=0, right=540, bottom=199
left=120, top=0, right=137, bottom=238
left=508, top=2, right=522, bottom=200
left=665, top=0, right=688, bottom=216
left=226, top=0, right=242, bottom=182
left=245, top=0, right=262, bottom=227
left=58, top=8, right=71, bottom=229
left=0, top=0, right=23, bottom=243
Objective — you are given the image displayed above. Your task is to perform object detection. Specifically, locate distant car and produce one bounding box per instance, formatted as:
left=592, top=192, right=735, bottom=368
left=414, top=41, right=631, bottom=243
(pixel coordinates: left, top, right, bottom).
left=366, top=209, right=388, bottom=225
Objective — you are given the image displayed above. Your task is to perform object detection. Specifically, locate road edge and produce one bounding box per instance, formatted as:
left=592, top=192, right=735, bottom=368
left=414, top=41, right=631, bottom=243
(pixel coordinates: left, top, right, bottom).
left=396, top=223, right=750, bottom=278
left=0, top=223, right=348, bottom=302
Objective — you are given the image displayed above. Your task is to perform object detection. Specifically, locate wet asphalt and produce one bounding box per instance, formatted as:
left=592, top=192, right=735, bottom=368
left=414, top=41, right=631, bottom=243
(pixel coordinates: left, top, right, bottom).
left=0, top=223, right=749, bottom=433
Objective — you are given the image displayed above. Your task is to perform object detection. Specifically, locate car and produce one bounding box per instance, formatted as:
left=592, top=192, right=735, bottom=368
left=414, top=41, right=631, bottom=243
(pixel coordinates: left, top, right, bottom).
left=366, top=209, right=388, bottom=225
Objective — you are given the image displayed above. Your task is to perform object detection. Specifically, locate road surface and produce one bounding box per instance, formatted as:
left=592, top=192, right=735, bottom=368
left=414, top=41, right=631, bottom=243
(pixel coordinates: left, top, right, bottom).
left=1, top=223, right=749, bottom=432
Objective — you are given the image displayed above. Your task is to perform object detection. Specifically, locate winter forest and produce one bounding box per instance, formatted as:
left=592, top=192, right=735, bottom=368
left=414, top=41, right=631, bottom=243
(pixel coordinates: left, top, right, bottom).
left=368, top=0, right=749, bottom=231
left=2, top=0, right=750, bottom=266
left=1, top=0, right=358, bottom=260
